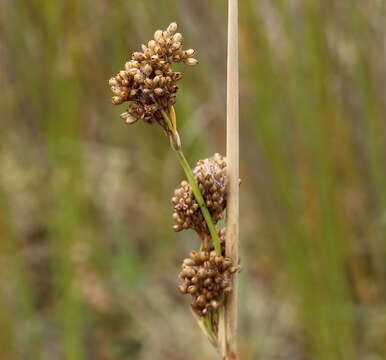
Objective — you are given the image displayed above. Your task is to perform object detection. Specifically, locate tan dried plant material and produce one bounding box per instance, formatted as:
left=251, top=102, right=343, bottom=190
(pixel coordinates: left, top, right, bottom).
left=171, top=153, right=227, bottom=236
left=178, top=249, right=239, bottom=318
left=108, top=22, right=197, bottom=131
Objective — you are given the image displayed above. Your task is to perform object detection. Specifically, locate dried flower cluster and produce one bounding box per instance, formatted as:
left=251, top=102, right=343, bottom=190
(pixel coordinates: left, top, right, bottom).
left=179, top=249, right=239, bottom=317
left=173, top=155, right=238, bottom=318
left=172, top=154, right=227, bottom=236
left=108, top=22, right=197, bottom=129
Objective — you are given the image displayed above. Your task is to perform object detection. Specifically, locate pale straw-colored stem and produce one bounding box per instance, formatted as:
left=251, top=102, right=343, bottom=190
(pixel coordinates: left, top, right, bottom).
left=219, top=0, right=239, bottom=359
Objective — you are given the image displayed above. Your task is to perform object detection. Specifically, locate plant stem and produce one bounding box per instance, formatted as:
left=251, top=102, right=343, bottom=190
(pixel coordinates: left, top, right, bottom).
left=161, top=109, right=222, bottom=255
left=220, top=0, right=239, bottom=358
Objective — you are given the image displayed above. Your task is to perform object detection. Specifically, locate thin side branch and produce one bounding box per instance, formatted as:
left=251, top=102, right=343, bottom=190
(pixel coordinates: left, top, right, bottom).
left=161, top=109, right=222, bottom=255
left=220, top=0, right=239, bottom=359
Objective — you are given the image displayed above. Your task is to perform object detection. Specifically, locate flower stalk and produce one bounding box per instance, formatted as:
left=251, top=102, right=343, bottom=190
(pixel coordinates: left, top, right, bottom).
left=162, top=109, right=222, bottom=256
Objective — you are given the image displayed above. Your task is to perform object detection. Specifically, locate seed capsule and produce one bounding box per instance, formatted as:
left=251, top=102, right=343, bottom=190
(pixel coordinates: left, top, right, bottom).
left=179, top=283, right=189, bottom=293
left=108, top=78, right=118, bottom=86
left=148, top=40, right=157, bottom=49
left=144, top=78, right=153, bottom=88
left=120, top=112, right=138, bottom=125
left=204, top=278, right=213, bottom=287
left=134, top=73, right=143, bottom=83
left=171, top=42, right=181, bottom=52
left=185, top=49, right=195, bottom=57
left=183, top=258, right=194, bottom=267
left=197, top=268, right=206, bottom=278
left=154, top=30, right=163, bottom=41
left=187, top=285, right=197, bottom=294
left=112, top=96, right=122, bottom=105
left=132, top=52, right=144, bottom=61
left=211, top=300, right=220, bottom=309
left=143, top=64, right=153, bottom=76
left=229, top=266, right=239, bottom=274
left=172, top=33, right=183, bottom=43
left=196, top=295, right=206, bottom=307
left=167, top=22, right=178, bottom=34
left=154, top=88, right=164, bottom=96
left=184, top=58, right=198, bottom=66
left=222, top=258, right=232, bottom=269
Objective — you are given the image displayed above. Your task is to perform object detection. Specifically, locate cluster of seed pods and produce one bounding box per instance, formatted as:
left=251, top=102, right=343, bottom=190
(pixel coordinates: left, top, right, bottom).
left=179, top=250, right=239, bottom=317
left=109, top=22, right=197, bottom=127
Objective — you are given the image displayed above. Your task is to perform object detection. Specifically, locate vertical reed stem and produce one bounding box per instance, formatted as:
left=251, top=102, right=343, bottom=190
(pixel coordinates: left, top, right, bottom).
left=220, top=0, right=239, bottom=359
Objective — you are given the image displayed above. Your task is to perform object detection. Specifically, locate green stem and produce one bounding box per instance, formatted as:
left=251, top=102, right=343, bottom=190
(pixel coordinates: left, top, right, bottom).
left=176, top=151, right=222, bottom=256
left=204, top=314, right=215, bottom=337
left=161, top=109, right=222, bottom=255
left=162, top=109, right=222, bottom=336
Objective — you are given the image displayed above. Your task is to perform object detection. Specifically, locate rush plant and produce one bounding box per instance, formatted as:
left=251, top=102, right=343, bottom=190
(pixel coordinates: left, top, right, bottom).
left=109, top=13, right=239, bottom=359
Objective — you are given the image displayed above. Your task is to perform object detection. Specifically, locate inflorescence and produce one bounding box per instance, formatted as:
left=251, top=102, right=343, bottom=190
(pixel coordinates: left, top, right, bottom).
left=108, top=22, right=197, bottom=131
left=172, top=154, right=227, bottom=237
left=173, top=154, right=239, bottom=317
left=179, top=249, right=238, bottom=317
left=108, top=23, right=239, bottom=320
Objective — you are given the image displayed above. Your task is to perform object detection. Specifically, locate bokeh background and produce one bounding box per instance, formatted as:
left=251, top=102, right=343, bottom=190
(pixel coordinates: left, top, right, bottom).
left=1, top=1, right=386, bottom=359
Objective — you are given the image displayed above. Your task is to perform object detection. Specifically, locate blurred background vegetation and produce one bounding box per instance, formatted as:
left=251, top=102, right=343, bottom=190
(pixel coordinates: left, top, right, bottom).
left=1, top=0, right=386, bottom=359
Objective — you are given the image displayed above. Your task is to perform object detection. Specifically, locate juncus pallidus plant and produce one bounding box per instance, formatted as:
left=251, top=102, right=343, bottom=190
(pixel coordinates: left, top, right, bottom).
left=109, top=21, right=240, bottom=359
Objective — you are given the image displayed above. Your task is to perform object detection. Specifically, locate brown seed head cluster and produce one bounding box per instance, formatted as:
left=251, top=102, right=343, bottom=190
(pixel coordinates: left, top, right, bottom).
left=108, top=22, right=197, bottom=128
left=178, top=249, right=238, bottom=317
left=171, top=154, right=227, bottom=235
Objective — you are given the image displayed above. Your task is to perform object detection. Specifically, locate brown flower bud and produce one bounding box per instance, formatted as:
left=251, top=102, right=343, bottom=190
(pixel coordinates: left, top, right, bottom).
left=108, top=78, right=118, bottom=86
left=204, top=278, right=213, bottom=287
left=144, top=78, right=153, bottom=88
left=179, top=284, right=188, bottom=294
left=222, top=258, right=232, bottom=269
left=187, top=285, right=197, bottom=294
left=196, top=295, right=206, bottom=307
left=143, top=64, right=153, bottom=76
left=167, top=22, right=178, bottom=35
left=184, top=58, right=198, bottom=66
left=134, top=73, right=143, bottom=83
left=148, top=40, right=157, bottom=49
left=154, top=88, right=164, bottom=96
left=132, top=52, right=144, bottom=61
left=229, top=266, right=239, bottom=274
left=197, top=268, right=206, bottom=278
left=154, top=30, right=163, bottom=41
left=185, top=49, right=195, bottom=57
left=120, top=112, right=138, bottom=125
left=183, top=258, right=195, bottom=267
left=171, top=42, right=182, bottom=51
left=112, top=96, right=123, bottom=105
left=172, top=33, right=183, bottom=43
left=211, top=300, right=220, bottom=310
